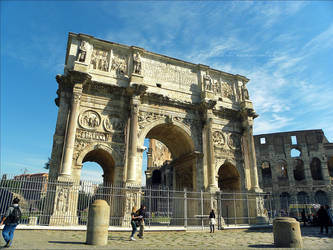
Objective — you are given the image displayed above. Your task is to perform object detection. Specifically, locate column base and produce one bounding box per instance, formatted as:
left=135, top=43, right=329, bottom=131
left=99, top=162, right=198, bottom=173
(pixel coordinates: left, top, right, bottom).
left=255, top=216, right=269, bottom=225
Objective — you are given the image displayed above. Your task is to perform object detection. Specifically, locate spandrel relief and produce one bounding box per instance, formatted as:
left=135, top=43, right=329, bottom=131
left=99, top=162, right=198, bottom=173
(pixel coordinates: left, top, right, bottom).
left=79, top=110, right=101, bottom=129
left=90, top=48, right=109, bottom=71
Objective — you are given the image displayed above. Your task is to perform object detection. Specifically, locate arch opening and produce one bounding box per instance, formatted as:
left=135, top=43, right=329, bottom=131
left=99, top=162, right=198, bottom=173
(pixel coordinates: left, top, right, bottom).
left=280, top=192, right=291, bottom=212
left=218, top=162, right=240, bottom=191
left=310, top=157, right=323, bottom=180
left=261, top=161, right=272, bottom=187
left=314, top=190, right=328, bottom=205
left=143, top=123, right=195, bottom=190
left=293, top=159, right=305, bottom=181
left=82, top=148, right=116, bottom=184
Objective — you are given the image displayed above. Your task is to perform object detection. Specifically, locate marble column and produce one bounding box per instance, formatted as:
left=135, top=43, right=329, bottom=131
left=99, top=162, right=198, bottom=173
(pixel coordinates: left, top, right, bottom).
left=126, top=97, right=140, bottom=183
left=60, top=84, right=82, bottom=176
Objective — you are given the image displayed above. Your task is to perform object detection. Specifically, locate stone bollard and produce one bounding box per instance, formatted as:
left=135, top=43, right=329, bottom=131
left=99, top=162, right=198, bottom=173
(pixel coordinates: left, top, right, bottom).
left=273, top=217, right=303, bottom=248
left=86, top=199, right=110, bottom=246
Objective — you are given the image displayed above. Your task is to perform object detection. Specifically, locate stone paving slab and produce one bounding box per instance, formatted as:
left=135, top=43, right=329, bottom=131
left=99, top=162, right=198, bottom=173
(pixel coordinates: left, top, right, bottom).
left=0, top=226, right=332, bottom=249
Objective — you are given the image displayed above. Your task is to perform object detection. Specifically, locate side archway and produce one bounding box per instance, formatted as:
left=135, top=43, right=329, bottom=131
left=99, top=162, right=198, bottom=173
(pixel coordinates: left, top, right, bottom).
left=217, top=161, right=241, bottom=191
left=76, top=143, right=121, bottom=184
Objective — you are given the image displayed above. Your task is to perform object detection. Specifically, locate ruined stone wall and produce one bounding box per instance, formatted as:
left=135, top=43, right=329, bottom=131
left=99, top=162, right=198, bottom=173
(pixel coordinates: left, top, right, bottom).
left=254, top=130, right=333, bottom=210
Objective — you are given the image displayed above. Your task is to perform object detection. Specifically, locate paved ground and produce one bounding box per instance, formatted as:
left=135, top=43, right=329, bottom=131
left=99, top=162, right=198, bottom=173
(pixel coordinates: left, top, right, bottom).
left=0, top=226, right=332, bottom=249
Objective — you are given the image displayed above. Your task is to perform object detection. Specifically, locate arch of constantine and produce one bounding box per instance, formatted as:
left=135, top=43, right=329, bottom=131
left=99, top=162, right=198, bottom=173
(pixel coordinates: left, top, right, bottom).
left=45, top=32, right=266, bottom=225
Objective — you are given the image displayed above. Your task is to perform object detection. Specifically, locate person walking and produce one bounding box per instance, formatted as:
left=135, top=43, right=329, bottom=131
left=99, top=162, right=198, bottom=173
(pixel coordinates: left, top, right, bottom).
left=0, top=197, right=21, bottom=248
left=317, top=205, right=329, bottom=234
left=209, top=209, right=216, bottom=233
left=325, top=205, right=333, bottom=234
left=130, top=206, right=142, bottom=241
left=301, top=209, right=307, bottom=226
left=136, top=205, right=146, bottom=239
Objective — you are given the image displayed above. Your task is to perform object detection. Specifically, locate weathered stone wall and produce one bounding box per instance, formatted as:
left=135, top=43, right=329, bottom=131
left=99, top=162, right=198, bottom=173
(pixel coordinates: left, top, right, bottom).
left=254, top=130, right=333, bottom=210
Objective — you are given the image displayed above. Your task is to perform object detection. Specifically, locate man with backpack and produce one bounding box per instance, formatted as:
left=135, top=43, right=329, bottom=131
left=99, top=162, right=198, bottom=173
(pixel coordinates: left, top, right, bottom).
left=0, top=197, right=21, bottom=248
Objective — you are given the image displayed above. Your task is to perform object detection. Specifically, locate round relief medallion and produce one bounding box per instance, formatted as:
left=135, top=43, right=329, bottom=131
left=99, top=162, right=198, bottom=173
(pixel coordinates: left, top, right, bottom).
left=103, top=116, right=125, bottom=132
left=78, top=110, right=101, bottom=130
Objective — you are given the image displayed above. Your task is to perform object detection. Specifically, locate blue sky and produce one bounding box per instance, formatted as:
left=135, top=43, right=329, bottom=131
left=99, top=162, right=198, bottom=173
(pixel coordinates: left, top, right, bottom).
left=1, top=1, right=333, bottom=182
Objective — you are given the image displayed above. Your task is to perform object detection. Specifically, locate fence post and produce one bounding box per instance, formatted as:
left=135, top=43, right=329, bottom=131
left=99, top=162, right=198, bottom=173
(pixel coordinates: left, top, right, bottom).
left=247, top=192, right=250, bottom=224
left=200, top=190, right=204, bottom=230
left=149, top=186, right=152, bottom=227
left=167, top=186, right=170, bottom=226
left=184, top=188, right=187, bottom=228
left=233, top=192, right=237, bottom=225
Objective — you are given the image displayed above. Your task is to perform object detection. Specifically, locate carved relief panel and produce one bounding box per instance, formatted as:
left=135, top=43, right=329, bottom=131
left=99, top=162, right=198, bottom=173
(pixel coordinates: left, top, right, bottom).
left=90, top=48, right=109, bottom=71
left=203, top=72, right=236, bottom=101
left=110, top=49, right=128, bottom=76
left=78, top=110, right=101, bottom=130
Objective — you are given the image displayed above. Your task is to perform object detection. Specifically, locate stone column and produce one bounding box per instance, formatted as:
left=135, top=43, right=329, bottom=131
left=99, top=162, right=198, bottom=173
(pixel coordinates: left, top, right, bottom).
left=242, top=118, right=260, bottom=191
left=206, top=111, right=217, bottom=190
left=126, top=97, right=140, bottom=183
left=60, top=84, right=82, bottom=176
left=60, top=71, right=91, bottom=177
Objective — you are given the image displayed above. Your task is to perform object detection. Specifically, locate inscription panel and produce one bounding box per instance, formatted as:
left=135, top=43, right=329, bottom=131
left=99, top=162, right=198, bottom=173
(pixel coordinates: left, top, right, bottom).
left=142, top=55, right=198, bottom=91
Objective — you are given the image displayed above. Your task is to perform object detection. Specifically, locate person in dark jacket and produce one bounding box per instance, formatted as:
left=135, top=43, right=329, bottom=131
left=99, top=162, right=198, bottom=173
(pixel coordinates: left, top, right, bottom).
left=317, top=205, right=330, bottom=234
left=209, top=209, right=216, bottom=233
left=136, top=205, right=146, bottom=239
left=129, top=206, right=142, bottom=241
left=301, top=209, right=307, bottom=226
left=0, top=197, right=21, bottom=248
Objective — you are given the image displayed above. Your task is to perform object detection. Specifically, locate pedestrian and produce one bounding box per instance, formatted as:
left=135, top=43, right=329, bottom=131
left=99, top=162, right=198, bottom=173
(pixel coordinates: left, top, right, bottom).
left=209, top=209, right=216, bottom=233
left=130, top=206, right=142, bottom=241
left=136, top=205, right=146, bottom=239
left=301, top=209, right=307, bottom=226
left=324, top=205, right=333, bottom=234
left=317, top=205, right=329, bottom=234
left=0, top=197, right=21, bottom=248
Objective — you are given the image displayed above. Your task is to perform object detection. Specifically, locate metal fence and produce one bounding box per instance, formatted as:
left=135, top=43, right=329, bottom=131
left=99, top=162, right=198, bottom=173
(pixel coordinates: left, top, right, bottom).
left=0, top=175, right=277, bottom=228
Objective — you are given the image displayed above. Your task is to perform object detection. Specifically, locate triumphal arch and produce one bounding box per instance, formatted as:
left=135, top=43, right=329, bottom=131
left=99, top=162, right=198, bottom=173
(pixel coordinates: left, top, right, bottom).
left=45, top=32, right=265, bottom=225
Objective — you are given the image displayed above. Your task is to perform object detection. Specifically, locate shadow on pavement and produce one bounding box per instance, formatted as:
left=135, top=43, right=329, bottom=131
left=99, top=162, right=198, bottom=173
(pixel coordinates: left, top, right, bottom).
left=248, top=244, right=275, bottom=248
left=108, top=236, right=129, bottom=241
left=48, top=241, right=85, bottom=245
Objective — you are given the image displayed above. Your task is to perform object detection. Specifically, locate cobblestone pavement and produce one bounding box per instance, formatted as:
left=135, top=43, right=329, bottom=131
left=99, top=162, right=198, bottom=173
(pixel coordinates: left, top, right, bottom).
left=0, top=227, right=332, bottom=249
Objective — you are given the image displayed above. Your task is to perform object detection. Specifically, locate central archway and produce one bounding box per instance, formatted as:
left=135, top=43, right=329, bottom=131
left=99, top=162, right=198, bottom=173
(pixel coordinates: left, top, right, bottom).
left=142, top=122, right=196, bottom=190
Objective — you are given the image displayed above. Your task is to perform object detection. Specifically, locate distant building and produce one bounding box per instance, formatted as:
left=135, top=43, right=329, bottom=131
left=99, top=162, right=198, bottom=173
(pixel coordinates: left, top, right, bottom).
left=14, top=173, right=48, bottom=200
left=254, top=129, right=333, bottom=211
left=145, top=139, right=173, bottom=187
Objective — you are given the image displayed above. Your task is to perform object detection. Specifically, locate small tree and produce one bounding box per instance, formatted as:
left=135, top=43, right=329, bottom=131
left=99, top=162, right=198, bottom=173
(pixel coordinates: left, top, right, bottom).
left=44, top=158, right=51, bottom=170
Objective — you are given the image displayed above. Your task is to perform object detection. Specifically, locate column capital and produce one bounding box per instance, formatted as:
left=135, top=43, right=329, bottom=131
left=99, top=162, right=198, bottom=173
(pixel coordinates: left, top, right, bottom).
left=68, top=70, right=92, bottom=85
left=127, top=83, right=147, bottom=97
